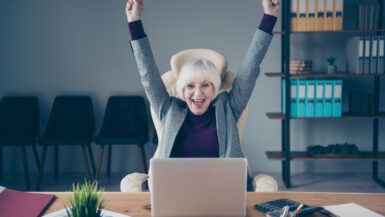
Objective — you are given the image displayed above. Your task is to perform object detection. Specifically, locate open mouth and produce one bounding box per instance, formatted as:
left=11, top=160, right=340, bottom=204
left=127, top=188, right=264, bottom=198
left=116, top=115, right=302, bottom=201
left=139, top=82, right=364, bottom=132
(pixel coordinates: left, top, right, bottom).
left=192, top=99, right=205, bottom=107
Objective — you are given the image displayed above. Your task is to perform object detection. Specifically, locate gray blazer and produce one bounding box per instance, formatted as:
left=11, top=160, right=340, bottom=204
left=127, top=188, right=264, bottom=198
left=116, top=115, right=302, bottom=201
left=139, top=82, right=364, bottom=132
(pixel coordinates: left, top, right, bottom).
left=130, top=28, right=273, bottom=159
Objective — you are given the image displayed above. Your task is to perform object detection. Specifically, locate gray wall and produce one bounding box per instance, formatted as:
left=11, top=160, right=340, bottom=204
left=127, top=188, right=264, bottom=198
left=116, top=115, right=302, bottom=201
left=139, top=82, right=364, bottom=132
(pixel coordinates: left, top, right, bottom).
left=0, top=0, right=384, bottom=176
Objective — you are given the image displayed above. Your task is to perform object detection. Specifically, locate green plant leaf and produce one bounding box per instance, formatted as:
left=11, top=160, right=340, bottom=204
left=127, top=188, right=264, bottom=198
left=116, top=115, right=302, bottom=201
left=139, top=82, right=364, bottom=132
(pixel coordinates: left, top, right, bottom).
left=64, top=180, right=104, bottom=217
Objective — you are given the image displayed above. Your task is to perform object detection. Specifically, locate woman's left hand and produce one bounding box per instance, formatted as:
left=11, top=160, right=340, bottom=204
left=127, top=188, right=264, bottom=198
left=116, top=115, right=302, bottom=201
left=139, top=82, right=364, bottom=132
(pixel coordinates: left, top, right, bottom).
left=262, top=0, right=280, bottom=17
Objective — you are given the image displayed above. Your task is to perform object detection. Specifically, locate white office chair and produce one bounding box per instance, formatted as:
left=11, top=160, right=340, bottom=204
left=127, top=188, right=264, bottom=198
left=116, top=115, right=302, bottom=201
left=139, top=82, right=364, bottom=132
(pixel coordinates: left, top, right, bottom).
left=121, top=49, right=277, bottom=192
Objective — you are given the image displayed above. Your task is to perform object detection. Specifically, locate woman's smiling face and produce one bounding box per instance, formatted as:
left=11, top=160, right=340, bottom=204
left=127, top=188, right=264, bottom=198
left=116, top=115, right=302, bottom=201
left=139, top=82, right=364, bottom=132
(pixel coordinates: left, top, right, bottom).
left=183, top=80, right=215, bottom=115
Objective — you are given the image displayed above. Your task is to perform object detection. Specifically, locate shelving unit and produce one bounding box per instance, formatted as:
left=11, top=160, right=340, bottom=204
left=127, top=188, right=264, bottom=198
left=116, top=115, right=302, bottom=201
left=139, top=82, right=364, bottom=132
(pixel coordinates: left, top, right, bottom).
left=266, top=0, right=385, bottom=188
left=265, top=72, right=385, bottom=78
left=266, top=112, right=385, bottom=120
left=273, top=29, right=385, bottom=35
left=266, top=151, right=385, bottom=161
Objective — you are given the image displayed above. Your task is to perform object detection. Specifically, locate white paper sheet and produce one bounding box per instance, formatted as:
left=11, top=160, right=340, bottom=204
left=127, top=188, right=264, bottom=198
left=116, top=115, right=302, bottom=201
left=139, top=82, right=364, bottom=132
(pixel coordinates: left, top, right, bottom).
left=323, top=203, right=384, bottom=217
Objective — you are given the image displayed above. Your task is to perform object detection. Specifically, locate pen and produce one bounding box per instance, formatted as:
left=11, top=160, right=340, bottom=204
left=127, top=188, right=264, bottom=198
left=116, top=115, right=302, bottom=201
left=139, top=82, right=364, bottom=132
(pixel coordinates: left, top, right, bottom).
left=280, top=206, right=290, bottom=217
left=290, top=204, right=304, bottom=217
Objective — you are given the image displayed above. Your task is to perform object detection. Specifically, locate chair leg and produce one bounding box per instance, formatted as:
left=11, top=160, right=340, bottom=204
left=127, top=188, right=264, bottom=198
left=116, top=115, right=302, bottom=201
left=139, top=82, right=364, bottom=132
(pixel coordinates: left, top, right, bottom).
left=54, top=145, right=59, bottom=178
left=20, top=146, right=31, bottom=190
left=36, top=145, right=47, bottom=190
left=31, top=143, right=40, bottom=170
left=138, top=145, right=148, bottom=173
left=81, top=145, right=91, bottom=182
left=0, top=145, right=2, bottom=179
left=107, top=145, right=112, bottom=177
left=95, top=145, right=104, bottom=182
left=87, top=144, right=96, bottom=177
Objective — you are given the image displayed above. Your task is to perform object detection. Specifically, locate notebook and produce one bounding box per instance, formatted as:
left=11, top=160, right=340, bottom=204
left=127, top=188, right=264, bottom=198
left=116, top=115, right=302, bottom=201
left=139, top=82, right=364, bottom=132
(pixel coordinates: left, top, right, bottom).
left=0, top=186, right=55, bottom=217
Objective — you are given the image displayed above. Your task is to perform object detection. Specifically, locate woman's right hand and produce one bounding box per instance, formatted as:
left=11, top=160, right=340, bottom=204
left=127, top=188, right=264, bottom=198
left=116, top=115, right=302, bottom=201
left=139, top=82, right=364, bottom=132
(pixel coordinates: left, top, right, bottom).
left=126, top=0, right=144, bottom=23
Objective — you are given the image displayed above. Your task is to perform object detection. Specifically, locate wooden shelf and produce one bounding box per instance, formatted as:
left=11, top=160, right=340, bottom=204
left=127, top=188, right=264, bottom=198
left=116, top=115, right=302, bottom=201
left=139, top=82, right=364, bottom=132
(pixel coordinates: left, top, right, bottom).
left=266, top=112, right=385, bottom=120
left=266, top=151, right=385, bottom=161
left=273, top=29, right=385, bottom=35
left=265, top=72, right=385, bottom=78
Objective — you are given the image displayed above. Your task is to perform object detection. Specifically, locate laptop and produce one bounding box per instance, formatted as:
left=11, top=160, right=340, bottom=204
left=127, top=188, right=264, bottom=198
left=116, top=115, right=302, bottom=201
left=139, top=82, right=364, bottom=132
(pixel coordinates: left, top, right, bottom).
left=149, top=158, right=248, bottom=217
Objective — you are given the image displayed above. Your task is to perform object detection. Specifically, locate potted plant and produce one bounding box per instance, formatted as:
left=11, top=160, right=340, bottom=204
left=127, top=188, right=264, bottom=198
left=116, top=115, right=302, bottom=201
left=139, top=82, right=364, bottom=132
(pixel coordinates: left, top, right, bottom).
left=64, top=181, right=104, bottom=217
left=326, top=57, right=337, bottom=73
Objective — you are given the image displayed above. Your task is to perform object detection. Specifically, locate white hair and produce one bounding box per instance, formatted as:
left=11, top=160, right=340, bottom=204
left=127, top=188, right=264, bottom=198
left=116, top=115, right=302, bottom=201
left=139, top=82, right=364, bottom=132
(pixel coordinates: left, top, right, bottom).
left=175, top=58, right=221, bottom=100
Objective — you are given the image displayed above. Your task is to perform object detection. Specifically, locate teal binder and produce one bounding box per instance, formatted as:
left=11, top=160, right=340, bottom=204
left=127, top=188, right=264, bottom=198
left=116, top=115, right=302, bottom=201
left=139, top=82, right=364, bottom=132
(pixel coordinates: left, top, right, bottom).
left=324, top=80, right=333, bottom=117
left=332, top=80, right=343, bottom=117
left=282, top=79, right=299, bottom=117
left=298, top=80, right=307, bottom=117
left=282, top=79, right=286, bottom=114
left=315, top=80, right=324, bottom=117
left=291, top=80, right=299, bottom=117
left=306, top=80, right=316, bottom=117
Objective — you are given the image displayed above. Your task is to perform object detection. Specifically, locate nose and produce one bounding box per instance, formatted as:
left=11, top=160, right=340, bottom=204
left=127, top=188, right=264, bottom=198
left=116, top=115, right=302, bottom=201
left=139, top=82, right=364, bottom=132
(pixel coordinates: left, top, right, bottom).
left=193, top=87, right=203, bottom=96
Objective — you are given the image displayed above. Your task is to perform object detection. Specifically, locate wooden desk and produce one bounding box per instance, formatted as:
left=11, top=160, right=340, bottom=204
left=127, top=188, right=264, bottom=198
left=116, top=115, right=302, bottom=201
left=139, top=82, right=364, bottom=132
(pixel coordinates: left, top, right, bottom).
left=43, top=192, right=385, bottom=217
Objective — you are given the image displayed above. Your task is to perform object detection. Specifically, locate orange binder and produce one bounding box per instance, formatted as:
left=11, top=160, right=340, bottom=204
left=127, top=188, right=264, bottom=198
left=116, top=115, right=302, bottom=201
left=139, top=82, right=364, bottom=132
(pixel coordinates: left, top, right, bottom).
left=298, top=0, right=307, bottom=32
left=307, top=0, right=317, bottom=31
left=316, top=0, right=325, bottom=31
left=324, top=0, right=334, bottom=31
left=291, top=0, right=299, bottom=32
left=334, top=0, right=344, bottom=30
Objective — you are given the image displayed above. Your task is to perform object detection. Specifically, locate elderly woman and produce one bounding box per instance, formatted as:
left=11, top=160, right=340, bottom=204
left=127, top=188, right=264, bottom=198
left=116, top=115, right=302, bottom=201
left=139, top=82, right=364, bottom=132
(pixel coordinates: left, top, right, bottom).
left=126, top=0, right=279, bottom=191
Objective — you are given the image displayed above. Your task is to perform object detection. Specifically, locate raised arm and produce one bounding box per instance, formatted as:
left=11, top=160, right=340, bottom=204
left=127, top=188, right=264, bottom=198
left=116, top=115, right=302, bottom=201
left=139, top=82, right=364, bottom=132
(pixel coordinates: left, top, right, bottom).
left=126, top=0, right=171, bottom=122
left=228, top=0, right=279, bottom=120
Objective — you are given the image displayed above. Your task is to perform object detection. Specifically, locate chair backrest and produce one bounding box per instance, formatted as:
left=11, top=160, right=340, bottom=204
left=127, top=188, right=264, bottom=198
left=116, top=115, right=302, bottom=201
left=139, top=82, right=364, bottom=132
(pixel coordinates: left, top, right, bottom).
left=100, top=96, right=149, bottom=136
left=0, top=96, right=39, bottom=137
left=45, top=96, right=95, bottom=135
left=150, top=49, right=250, bottom=158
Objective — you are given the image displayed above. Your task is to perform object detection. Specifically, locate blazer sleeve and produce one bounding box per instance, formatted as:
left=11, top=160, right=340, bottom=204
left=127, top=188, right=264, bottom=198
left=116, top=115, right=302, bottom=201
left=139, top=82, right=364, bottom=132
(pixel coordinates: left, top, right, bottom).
left=228, top=28, right=273, bottom=120
left=130, top=37, right=171, bottom=122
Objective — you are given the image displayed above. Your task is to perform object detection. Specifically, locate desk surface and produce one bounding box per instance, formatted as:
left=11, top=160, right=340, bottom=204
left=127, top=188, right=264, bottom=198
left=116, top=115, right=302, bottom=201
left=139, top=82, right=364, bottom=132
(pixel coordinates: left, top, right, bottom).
left=43, top=192, right=385, bottom=217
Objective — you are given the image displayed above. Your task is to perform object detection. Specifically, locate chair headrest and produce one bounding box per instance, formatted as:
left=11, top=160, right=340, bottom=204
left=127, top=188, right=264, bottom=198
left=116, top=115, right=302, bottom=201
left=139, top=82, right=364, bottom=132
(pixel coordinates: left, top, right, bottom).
left=170, top=49, right=228, bottom=80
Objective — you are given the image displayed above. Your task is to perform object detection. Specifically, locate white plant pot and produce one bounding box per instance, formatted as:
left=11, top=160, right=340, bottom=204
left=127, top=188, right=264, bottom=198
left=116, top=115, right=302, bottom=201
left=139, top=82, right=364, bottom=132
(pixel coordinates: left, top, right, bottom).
left=327, top=65, right=337, bottom=74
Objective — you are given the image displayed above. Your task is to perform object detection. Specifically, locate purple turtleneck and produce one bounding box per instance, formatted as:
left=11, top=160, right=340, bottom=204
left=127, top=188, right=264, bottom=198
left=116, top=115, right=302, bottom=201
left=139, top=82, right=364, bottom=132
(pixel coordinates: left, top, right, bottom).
left=128, top=15, right=276, bottom=157
left=171, top=106, right=219, bottom=157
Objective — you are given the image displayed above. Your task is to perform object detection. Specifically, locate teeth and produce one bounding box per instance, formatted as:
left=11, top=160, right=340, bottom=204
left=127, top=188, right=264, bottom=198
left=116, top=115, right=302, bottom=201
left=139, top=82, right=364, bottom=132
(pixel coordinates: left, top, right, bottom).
left=193, top=99, right=204, bottom=102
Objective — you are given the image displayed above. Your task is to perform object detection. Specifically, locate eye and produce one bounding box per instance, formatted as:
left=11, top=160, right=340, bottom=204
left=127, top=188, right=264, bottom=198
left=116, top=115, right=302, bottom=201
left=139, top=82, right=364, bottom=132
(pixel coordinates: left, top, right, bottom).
left=186, top=84, right=195, bottom=89
left=201, top=83, right=209, bottom=88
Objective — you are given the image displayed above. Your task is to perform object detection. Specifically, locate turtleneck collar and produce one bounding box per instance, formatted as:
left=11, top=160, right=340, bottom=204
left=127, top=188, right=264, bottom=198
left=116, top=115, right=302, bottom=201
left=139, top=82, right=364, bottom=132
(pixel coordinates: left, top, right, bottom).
left=187, top=105, right=215, bottom=120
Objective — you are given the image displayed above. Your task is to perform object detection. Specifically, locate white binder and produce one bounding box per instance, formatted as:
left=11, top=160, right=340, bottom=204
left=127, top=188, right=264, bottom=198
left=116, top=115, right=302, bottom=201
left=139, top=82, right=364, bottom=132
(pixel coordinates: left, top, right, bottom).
left=346, top=37, right=364, bottom=74
left=364, top=36, right=371, bottom=74
left=378, top=36, right=384, bottom=74
left=370, top=36, right=378, bottom=74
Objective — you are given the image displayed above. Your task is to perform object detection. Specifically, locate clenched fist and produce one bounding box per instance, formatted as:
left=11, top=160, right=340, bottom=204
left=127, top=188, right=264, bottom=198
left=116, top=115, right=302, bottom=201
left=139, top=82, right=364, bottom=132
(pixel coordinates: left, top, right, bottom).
left=262, top=0, right=280, bottom=17
left=126, top=0, right=144, bottom=23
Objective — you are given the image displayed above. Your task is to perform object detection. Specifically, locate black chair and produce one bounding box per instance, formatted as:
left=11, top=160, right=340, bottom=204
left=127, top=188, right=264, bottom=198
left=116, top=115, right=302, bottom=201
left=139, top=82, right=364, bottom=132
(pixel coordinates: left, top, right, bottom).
left=94, top=96, right=149, bottom=181
left=0, top=96, right=40, bottom=190
left=36, top=96, right=96, bottom=190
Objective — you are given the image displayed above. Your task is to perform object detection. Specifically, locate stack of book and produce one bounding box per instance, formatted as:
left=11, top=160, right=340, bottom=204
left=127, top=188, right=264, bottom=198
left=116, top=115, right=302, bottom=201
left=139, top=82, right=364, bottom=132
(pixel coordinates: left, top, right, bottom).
left=358, top=4, right=381, bottom=31
left=290, top=60, right=312, bottom=74
left=349, top=91, right=375, bottom=116
left=282, top=79, right=342, bottom=117
left=291, top=0, right=344, bottom=32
